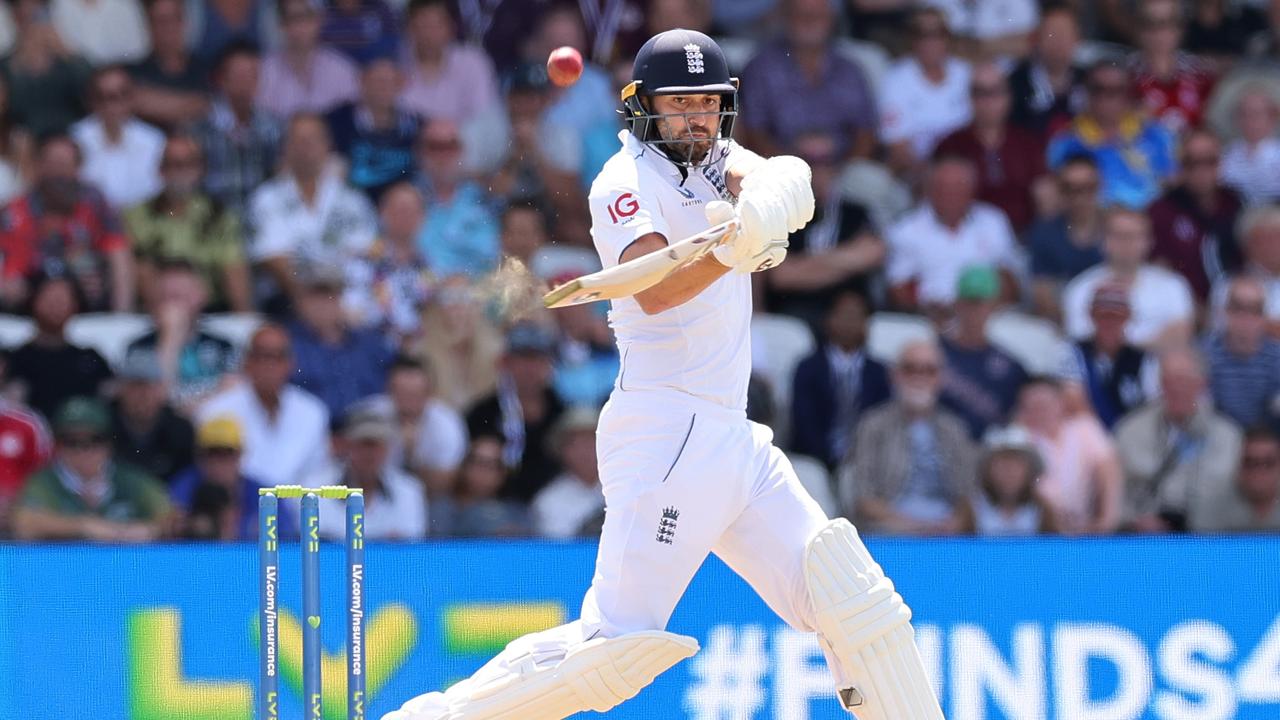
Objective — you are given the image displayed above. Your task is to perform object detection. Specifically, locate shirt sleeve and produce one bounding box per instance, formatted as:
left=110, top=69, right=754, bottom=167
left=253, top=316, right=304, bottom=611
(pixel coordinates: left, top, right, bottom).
left=248, top=189, right=292, bottom=261
left=414, top=404, right=468, bottom=472
left=884, top=220, right=918, bottom=285
left=588, top=178, right=671, bottom=268
left=1062, top=275, right=1094, bottom=339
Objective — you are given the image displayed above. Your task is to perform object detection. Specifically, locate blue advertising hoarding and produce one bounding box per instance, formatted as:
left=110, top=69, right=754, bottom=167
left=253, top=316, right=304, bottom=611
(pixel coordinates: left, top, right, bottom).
left=0, top=536, right=1277, bottom=720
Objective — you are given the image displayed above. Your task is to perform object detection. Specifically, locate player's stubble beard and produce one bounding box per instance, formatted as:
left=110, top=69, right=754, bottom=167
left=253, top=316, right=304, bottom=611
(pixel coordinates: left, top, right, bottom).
left=656, top=117, right=716, bottom=165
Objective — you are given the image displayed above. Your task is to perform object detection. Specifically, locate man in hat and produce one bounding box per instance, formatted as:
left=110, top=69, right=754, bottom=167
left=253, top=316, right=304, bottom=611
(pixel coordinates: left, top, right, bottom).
left=317, top=402, right=426, bottom=540
left=12, top=397, right=170, bottom=542
left=169, top=416, right=286, bottom=541
left=1063, top=283, right=1153, bottom=429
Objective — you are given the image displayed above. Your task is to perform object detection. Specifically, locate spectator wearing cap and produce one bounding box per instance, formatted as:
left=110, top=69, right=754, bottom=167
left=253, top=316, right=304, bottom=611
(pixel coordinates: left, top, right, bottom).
left=169, top=415, right=287, bottom=540
left=436, top=435, right=530, bottom=537
left=317, top=403, right=426, bottom=540
left=1063, top=284, right=1154, bottom=429
left=1201, top=428, right=1280, bottom=532
left=414, top=119, right=500, bottom=279
left=1147, top=129, right=1244, bottom=303
left=531, top=407, right=603, bottom=538
left=886, top=154, right=1021, bottom=314
left=249, top=113, right=378, bottom=308
left=197, top=324, right=331, bottom=490
left=1130, top=0, right=1216, bottom=136
left=956, top=426, right=1059, bottom=536
left=1, top=0, right=91, bottom=138
left=109, top=353, right=194, bottom=484
left=122, top=258, right=238, bottom=410
left=1015, top=376, right=1123, bottom=534
left=0, top=134, right=133, bottom=312
left=12, top=396, right=170, bottom=542
left=194, top=41, right=283, bottom=217
left=764, top=132, right=884, bottom=326
left=124, top=133, right=251, bottom=313
left=1203, top=276, right=1280, bottom=429
left=321, top=0, right=399, bottom=65
left=1047, top=61, right=1176, bottom=210
left=935, top=61, right=1049, bottom=235
left=6, top=273, right=113, bottom=421
left=363, top=356, right=467, bottom=496
left=345, top=182, right=434, bottom=344
left=0, top=354, right=52, bottom=535
left=1115, top=346, right=1241, bottom=532
left=738, top=0, right=877, bottom=161
left=1026, top=154, right=1106, bottom=324
left=257, top=0, right=359, bottom=118
left=326, top=57, right=422, bottom=203
left=1220, top=87, right=1280, bottom=207
left=51, top=0, right=147, bottom=66
left=398, top=0, right=499, bottom=127
left=127, top=0, right=210, bottom=130
left=1063, top=207, right=1195, bottom=348
left=465, top=322, right=567, bottom=502
left=1006, top=4, right=1087, bottom=139
left=70, top=65, right=166, bottom=211
left=939, top=266, right=1030, bottom=440
left=791, top=289, right=891, bottom=469
left=288, top=262, right=394, bottom=419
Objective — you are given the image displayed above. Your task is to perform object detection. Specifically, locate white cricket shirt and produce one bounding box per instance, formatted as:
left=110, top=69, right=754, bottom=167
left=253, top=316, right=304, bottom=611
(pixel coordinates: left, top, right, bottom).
left=588, top=130, right=761, bottom=411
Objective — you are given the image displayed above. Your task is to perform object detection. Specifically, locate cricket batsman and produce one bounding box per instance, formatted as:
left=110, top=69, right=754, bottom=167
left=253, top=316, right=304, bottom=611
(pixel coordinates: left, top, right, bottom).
left=384, top=28, right=944, bottom=720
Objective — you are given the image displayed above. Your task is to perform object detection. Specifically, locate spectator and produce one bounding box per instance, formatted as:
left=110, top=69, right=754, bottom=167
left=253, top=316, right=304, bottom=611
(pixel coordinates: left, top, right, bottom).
left=189, top=0, right=274, bottom=64
left=257, top=0, right=359, bottom=119
left=1147, top=129, right=1243, bottom=302
left=935, top=61, right=1049, bottom=233
left=326, top=57, right=422, bottom=202
left=1224, top=204, right=1280, bottom=330
left=487, top=62, right=581, bottom=207
left=1, top=0, right=91, bottom=137
left=1016, top=376, right=1123, bottom=534
left=5, top=274, right=112, bottom=420
left=1115, top=346, right=1242, bottom=532
left=345, top=182, right=433, bottom=343
left=320, top=0, right=398, bottom=65
left=1007, top=3, right=1086, bottom=138
left=414, top=119, right=500, bottom=279
left=1220, top=86, right=1280, bottom=207
left=194, top=40, right=282, bottom=216
left=465, top=322, right=566, bottom=502
left=879, top=7, right=972, bottom=178
left=124, top=133, right=250, bottom=313
left=0, top=74, right=27, bottom=205
left=928, top=0, right=1039, bottom=61
left=791, top=289, right=891, bottom=469
left=1048, top=61, right=1177, bottom=209
left=11, top=396, right=169, bottom=541
left=886, top=154, right=1020, bottom=314
left=1130, top=0, right=1215, bottom=136
left=399, top=0, right=500, bottom=126
left=497, top=201, right=549, bottom=276
left=1064, top=284, right=1153, bottom=429
left=1027, top=154, right=1106, bottom=323
left=108, top=353, right=194, bottom=484
left=435, top=435, right=530, bottom=537
left=1185, top=0, right=1268, bottom=65
left=373, top=356, right=466, bottom=496
left=939, top=266, right=1030, bottom=439
left=1063, top=207, right=1195, bottom=348
left=248, top=113, right=377, bottom=307
left=1201, top=427, right=1280, bottom=532
left=530, top=407, right=603, bottom=539
left=841, top=338, right=975, bottom=535
left=198, top=324, right=331, bottom=489
left=287, top=263, right=395, bottom=420
left=317, top=403, right=427, bottom=540
left=956, top=425, right=1059, bottom=536
left=169, top=415, right=284, bottom=540
left=1203, top=276, right=1280, bottom=429
left=127, top=0, right=210, bottom=129
left=123, top=258, right=238, bottom=409
left=550, top=300, right=618, bottom=410
left=0, top=369, right=52, bottom=535
left=764, top=132, right=884, bottom=326
left=414, top=279, right=503, bottom=410
left=738, top=0, right=877, bottom=160
left=70, top=65, right=166, bottom=210
left=520, top=6, right=615, bottom=147
left=51, top=0, right=147, bottom=65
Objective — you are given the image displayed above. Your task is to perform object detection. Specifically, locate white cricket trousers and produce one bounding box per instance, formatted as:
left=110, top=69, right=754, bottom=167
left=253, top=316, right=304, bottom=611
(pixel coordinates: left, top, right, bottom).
left=580, top=388, right=831, bottom=638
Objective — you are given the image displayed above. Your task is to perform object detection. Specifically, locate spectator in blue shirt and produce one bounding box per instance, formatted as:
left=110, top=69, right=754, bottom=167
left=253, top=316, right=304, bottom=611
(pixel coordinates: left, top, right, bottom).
left=1203, top=276, right=1280, bottom=429
left=414, top=119, right=500, bottom=278
left=170, top=416, right=290, bottom=541
left=287, top=263, right=395, bottom=419
left=326, top=56, right=422, bottom=203
left=320, top=0, right=399, bottom=65
left=1047, top=60, right=1176, bottom=209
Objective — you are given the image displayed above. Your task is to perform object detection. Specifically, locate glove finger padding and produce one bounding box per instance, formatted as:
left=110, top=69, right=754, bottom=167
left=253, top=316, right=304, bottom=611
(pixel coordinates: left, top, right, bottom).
left=740, top=156, right=815, bottom=235
left=704, top=200, right=736, bottom=226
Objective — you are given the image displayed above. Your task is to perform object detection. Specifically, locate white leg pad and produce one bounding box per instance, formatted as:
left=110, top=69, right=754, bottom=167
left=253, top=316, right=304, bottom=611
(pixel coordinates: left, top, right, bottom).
left=805, top=519, right=944, bottom=720
left=383, top=628, right=698, bottom=720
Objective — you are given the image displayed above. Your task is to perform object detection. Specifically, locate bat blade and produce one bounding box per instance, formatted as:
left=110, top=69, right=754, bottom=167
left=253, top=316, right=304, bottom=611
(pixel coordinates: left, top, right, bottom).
left=543, top=219, right=738, bottom=308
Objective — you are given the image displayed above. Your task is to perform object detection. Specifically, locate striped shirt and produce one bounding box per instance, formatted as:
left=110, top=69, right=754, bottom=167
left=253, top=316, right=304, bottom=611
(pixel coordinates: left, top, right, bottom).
left=193, top=101, right=283, bottom=216
left=1220, top=137, right=1280, bottom=207
left=1202, top=333, right=1280, bottom=429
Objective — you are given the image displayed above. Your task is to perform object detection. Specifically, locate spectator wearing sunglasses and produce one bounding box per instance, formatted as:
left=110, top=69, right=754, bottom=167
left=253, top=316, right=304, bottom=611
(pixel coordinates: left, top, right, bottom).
left=1201, top=428, right=1280, bottom=532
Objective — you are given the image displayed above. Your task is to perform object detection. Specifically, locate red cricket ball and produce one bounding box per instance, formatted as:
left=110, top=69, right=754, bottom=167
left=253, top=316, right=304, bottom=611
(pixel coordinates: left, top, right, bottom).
left=547, top=46, right=584, bottom=88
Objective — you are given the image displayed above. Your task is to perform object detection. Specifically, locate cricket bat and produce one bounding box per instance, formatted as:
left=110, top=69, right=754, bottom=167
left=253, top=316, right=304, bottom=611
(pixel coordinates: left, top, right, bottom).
left=543, top=219, right=739, bottom=308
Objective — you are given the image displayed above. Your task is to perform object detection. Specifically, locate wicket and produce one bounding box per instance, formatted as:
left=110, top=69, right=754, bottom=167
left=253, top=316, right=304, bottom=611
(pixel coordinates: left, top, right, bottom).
left=258, top=485, right=366, bottom=720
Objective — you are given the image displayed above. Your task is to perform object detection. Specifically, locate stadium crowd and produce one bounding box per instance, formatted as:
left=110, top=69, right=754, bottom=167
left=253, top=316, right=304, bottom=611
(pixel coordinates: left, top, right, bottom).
left=0, top=0, right=1277, bottom=543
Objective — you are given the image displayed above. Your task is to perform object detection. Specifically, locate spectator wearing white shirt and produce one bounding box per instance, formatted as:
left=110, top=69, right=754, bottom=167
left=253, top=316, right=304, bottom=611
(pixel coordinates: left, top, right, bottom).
left=1064, top=207, right=1195, bottom=348
left=531, top=407, right=603, bottom=539
left=70, top=66, right=165, bottom=210
left=248, top=113, right=377, bottom=308
left=198, top=323, right=331, bottom=490
left=887, top=153, right=1021, bottom=314
left=925, top=0, right=1039, bottom=61
left=1220, top=86, right=1280, bottom=207
left=317, top=403, right=427, bottom=540
left=879, top=7, right=972, bottom=179
left=52, top=0, right=148, bottom=65
left=256, top=0, right=359, bottom=119
left=363, top=356, right=467, bottom=498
